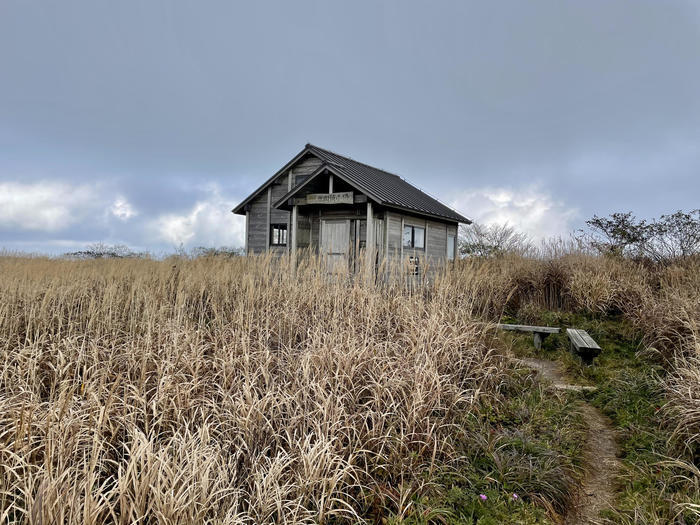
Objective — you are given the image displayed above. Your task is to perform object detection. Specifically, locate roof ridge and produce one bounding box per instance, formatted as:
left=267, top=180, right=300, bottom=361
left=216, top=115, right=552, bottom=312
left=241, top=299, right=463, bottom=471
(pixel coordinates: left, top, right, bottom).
left=306, top=143, right=401, bottom=179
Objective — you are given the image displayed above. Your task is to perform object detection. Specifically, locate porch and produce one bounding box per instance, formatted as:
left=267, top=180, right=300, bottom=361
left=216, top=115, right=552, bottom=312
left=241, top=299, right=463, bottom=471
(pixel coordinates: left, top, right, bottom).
left=290, top=200, right=385, bottom=274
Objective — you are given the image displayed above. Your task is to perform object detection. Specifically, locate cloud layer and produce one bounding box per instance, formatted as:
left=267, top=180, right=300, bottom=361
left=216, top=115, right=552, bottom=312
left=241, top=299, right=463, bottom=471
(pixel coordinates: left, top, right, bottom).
left=152, top=184, right=245, bottom=248
left=1, top=1, right=698, bottom=253
left=0, top=176, right=571, bottom=254
left=0, top=182, right=98, bottom=232
left=450, top=186, right=579, bottom=241
left=0, top=180, right=245, bottom=254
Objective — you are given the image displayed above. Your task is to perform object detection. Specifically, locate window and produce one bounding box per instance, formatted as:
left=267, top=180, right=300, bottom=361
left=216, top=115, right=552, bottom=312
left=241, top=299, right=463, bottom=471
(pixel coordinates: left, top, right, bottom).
left=447, top=234, right=455, bottom=260
left=270, top=224, right=287, bottom=246
left=403, top=225, right=425, bottom=249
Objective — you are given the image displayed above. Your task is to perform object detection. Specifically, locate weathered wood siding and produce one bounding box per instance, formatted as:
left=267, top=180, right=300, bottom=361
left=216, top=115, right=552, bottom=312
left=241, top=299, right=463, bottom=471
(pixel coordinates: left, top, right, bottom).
left=386, top=212, right=402, bottom=258
left=246, top=192, right=268, bottom=254
left=310, top=213, right=320, bottom=251
left=269, top=174, right=290, bottom=256
left=426, top=220, right=447, bottom=263
left=296, top=213, right=311, bottom=249
left=292, top=155, right=323, bottom=187
left=381, top=210, right=459, bottom=278
left=245, top=154, right=326, bottom=254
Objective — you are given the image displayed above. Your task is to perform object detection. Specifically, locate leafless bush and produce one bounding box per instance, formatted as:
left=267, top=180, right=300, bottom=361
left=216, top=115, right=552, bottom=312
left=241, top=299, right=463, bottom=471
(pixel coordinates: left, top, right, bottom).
left=578, top=210, right=700, bottom=264
left=64, top=242, right=148, bottom=259
left=458, top=222, right=533, bottom=258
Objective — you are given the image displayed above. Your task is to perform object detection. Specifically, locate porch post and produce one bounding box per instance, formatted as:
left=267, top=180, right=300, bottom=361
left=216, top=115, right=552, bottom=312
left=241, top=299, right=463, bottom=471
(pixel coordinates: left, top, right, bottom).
left=291, top=204, right=298, bottom=274
left=366, top=201, right=374, bottom=277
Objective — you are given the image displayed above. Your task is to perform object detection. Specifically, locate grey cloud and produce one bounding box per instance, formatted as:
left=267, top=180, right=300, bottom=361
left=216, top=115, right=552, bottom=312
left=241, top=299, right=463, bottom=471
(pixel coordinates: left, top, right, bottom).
left=0, top=0, right=699, bottom=253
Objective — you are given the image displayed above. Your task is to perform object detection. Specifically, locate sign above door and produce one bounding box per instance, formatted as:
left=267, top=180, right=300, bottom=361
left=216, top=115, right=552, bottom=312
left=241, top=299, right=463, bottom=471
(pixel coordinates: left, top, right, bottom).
left=305, top=192, right=353, bottom=205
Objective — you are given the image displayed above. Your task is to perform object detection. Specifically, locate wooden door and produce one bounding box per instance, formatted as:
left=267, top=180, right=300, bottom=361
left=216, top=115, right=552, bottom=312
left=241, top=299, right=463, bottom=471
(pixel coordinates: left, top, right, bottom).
left=321, top=219, right=350, bottom=274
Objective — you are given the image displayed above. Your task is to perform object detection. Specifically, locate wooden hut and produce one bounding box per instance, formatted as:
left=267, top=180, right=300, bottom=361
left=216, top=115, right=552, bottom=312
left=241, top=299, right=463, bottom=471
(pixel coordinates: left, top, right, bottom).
left=232, top=144, right=470, bottom=276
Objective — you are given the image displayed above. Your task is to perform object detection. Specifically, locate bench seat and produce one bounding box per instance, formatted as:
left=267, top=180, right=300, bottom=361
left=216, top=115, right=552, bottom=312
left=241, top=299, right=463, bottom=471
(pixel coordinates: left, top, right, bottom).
left=496, top=324, right=561, bottom=349
left=566, top=328, right=602, bottom=362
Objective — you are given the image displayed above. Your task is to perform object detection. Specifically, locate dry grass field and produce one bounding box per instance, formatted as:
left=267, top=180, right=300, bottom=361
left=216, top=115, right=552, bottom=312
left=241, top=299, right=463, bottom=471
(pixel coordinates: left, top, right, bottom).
left=0, top=253, right=698, bottom=524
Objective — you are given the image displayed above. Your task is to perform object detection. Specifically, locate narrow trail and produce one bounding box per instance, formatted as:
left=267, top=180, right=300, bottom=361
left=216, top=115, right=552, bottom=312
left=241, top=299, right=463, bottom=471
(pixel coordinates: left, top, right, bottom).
left=515, top=358, right=620, bottom=525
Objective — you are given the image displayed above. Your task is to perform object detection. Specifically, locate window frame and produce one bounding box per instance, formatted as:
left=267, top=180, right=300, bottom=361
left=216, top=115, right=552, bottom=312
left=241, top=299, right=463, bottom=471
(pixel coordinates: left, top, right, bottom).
left=402, top=225, right=425, bottom=250
left=270, top=223, right=288, bottom=246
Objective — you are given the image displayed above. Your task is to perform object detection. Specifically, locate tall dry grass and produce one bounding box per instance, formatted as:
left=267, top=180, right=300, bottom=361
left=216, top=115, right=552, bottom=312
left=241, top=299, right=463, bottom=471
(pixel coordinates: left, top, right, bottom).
left=0, top=255, right=505, bottom=524
left=629, top=260, right=700, bottom=455
left=2, top=251, right=698, bottom=523
left=454, top=252, right=699, bottom=461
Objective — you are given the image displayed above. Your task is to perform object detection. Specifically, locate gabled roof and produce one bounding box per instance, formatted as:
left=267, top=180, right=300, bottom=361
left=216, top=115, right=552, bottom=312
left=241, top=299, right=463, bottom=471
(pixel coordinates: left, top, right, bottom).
left=233, top=143, right=471, bottom=224
left=304, top=144, right=470, bottom=223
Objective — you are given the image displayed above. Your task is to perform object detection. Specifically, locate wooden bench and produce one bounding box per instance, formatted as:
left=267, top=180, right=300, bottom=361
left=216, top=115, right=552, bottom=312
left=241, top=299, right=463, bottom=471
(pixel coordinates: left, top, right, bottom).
left=496, top=324, right=561, bottom=349
left=566, top=328, right=602, bottom=362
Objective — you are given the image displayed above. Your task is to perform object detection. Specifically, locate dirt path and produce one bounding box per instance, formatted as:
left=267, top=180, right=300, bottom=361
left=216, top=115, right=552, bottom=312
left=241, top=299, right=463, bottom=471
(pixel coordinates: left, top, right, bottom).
left=515, top=358, right=597, bottom=393
left=515, top=358, right=619, bottom=525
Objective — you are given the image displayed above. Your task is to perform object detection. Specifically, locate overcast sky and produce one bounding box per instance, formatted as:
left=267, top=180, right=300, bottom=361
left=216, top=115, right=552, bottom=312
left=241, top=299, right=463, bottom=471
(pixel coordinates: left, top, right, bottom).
left=2, top=1, right=699, bottom=254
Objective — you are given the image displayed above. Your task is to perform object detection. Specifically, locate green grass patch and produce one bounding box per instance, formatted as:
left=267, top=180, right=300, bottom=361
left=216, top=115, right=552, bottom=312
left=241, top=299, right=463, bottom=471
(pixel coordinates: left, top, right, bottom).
left=393, top=372, right=587, bottom=524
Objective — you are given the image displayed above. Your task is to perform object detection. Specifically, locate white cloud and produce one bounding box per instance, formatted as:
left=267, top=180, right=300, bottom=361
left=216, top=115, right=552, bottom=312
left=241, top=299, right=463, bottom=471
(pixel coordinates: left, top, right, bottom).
left=0, top=181, right=98, bottom=231
left=110, top=196, right=137, bottom=221
left=449, top=185, right=578, bottom=240
left=152, top=184, right=245, bottom=248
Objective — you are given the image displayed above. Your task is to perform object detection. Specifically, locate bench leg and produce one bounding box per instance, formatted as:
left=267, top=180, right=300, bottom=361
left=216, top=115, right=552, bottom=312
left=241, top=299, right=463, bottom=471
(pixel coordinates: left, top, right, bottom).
left=533, top=333, right=547, bottom=350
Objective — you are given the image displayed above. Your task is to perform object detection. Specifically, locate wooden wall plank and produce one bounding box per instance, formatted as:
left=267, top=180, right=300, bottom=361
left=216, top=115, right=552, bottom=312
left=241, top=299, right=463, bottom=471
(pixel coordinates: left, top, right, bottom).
left=292, top=156, right=323, bottom=187
left=247, top=193, right=268, bottom=254
left=426, top=219, right=447, bottom=263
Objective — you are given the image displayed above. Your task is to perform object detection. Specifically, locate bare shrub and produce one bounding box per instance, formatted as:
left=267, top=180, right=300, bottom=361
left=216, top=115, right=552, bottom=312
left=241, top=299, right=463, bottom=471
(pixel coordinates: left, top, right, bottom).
left=578, top=209, right=700, bottom=264
left=64, top=242, right=148, bottom=259
left=459, top=222, right=533, bottom=258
